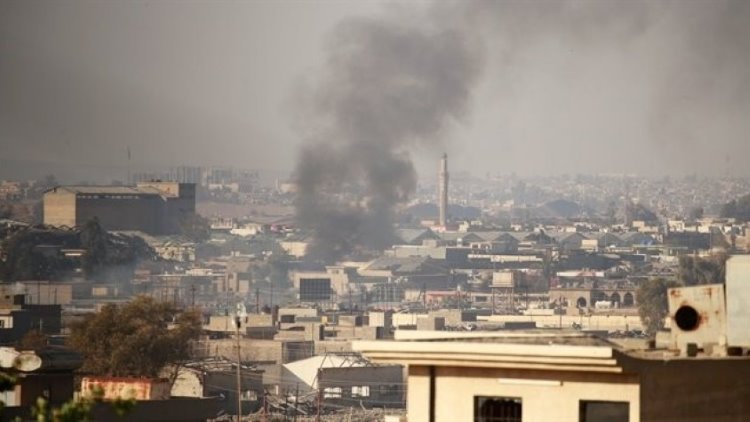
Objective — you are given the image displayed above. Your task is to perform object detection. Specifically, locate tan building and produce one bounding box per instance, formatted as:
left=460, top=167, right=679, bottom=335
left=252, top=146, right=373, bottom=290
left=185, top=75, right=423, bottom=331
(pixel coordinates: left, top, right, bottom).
left=43, top=181, right=195, bottom=235
left=292, top=266, right=351, bottom=302
left=549, top=278, right=637, bottom=311
left=355, top=330, right=750, bottom=422
left=273, top=354, right=404, bottom=411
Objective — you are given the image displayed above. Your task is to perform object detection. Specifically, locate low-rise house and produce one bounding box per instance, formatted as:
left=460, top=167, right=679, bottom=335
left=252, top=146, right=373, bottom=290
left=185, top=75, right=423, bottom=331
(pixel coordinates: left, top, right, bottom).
left=78, top=376, right=223, bottom=421
left=0, top=294, right=62, bottom=343
left=81, top=377, right=171, bottom=401
left=549, top=278, right=638, bottom=311
left=292, top=266, right=351, bottom=302
left=0, top=281, right=79, bottom=306
left=194, top=338, right=313, bottom=365
left=166, top=357, right=264, bottom=414
left=269, top=354, right=404, bottom=411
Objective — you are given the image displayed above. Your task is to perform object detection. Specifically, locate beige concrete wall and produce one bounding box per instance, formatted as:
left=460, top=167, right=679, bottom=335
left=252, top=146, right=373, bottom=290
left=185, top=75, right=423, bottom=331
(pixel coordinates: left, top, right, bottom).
left=205, top=314, right=273, bottom=332
left=482, top=314, right=644, bottom=331
left=275, top=322, right=324, bottom=341
left=196, top=339, right=314, bottom=364
left=76, top=197, right=160, bottom=233
left=43, top=191, right=77, bottom=227
left=281, top=241, right=309, bottom=258
left=279, top=307, right=319, bottom=319
left=408, top=365, right=639, bottom=422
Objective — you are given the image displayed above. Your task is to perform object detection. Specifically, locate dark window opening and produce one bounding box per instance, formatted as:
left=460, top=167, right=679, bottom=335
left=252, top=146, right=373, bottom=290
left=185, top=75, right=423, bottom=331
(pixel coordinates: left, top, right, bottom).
left=474, top=396, right=522, bottom=422
left=579, top=400, right=629, bottom=422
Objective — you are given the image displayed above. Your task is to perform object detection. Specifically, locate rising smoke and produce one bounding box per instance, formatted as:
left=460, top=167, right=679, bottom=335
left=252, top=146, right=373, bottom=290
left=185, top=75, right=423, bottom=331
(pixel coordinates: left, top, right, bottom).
left=293, top=0, right=750, bottom=260
left=293, top=9, right=482, bottom=261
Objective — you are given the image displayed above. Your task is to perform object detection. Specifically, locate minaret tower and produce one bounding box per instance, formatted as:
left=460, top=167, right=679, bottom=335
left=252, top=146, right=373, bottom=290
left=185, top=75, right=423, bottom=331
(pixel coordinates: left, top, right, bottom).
left=438, top=153, right=449, bottom=227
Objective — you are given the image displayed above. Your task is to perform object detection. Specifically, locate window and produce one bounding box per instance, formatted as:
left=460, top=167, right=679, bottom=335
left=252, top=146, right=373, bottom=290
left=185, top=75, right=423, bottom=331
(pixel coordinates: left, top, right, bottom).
left=474, top=396, right=522, bottom=422
left=323, top=387, right=342, bottom=399
left=351, top=386, right=370, bottom=397
left=579, top=400, right=629, bottom=422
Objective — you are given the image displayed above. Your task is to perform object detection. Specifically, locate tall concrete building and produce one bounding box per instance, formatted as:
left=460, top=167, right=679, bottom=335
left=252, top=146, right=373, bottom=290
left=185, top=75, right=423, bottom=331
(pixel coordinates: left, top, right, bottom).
left=43, top=181, right=196, bottom=235
left=438, top=153, right=449, bottom=227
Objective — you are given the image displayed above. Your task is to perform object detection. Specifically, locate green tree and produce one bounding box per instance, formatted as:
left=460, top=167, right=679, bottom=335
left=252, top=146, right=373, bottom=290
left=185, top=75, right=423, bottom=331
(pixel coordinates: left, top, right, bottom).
left=637, top=278, right=681, bottom=336
left=68, top=296, right=201, bottom=377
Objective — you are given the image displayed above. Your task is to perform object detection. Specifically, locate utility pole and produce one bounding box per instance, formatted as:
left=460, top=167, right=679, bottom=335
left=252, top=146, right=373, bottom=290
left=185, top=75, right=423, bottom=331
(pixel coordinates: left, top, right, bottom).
left=293, top=382, right=299, bottom=422
left=316, top=368, right=322, bottom=422
left=235, top=316, right=243, bottom=422
left=491, top=286, right=496, bottom=315
left=255, top=288, right=260, bottom=313
left=261, top=392, right=267, bottom=422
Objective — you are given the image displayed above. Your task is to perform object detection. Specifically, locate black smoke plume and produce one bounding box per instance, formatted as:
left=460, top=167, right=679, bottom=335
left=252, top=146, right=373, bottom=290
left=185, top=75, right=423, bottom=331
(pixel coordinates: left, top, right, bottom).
left=293, top=11, right=482, bottom=262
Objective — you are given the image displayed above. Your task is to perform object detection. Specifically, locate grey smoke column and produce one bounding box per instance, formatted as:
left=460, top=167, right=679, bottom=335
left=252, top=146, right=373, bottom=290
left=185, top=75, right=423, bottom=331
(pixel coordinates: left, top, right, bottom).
left=438, top=153, right=449, bottom=227
left=293, top=10, right=481, bottom=262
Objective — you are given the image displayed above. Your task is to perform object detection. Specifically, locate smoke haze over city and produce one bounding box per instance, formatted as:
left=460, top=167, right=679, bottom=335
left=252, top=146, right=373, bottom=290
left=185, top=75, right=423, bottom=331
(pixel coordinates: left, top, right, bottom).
left=1, top=0, right=749, bottom=180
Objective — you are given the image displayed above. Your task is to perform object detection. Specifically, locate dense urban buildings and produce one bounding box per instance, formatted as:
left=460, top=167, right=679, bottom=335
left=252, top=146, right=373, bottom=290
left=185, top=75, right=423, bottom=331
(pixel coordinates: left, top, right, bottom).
left=4, top=166, right=750, bottom=420
left=2, top=0, right=750, bottom=420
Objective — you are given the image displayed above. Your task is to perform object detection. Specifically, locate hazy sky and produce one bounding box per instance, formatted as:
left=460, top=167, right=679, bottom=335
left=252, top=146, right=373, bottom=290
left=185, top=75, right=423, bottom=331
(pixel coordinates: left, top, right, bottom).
left=1, top=0, right=749, bottom=180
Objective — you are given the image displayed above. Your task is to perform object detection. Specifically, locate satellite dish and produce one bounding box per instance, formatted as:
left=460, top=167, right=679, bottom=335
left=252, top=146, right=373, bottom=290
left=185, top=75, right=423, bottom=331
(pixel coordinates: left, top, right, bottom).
left=0, top=347, right=19, bottom=368
left=14, top=352, right=42, bottom=372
